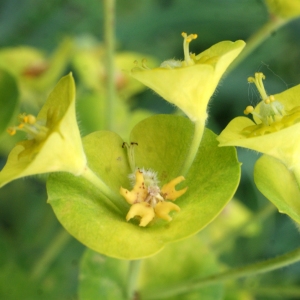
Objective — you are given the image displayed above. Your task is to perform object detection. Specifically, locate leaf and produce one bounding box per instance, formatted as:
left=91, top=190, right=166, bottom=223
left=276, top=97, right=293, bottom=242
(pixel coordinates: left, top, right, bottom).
left=24, top=38, right=74, bottom=92
left=79, top=236, right=223, bottom=300
left=0, top=69, right=19, bottom=139
left=76, top=91, right=153, bottom=139
left=139, top=235, right=223, bottom=300
left=254, top=154, right=300, bottom=223
left=79, top=250, right=127, bottom=300
left=48, top=115, right=240, bottom=259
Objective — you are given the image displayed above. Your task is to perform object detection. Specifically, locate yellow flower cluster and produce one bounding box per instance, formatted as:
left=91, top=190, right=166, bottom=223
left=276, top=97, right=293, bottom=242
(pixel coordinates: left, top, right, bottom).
left=120, top=169, right=187, bottom=226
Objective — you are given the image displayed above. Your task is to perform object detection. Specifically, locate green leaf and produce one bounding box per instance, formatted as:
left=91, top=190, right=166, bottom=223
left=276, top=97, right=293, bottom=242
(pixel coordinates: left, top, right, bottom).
left=76, top=91, right=153, bottom=139
left=0, top=47, right=44, bottom=77
left=139, top=235, right=223, bottom=300
left=0, top=69, right=19, bottom=138
left=254, top=154, right=300, bottom=223
left=48, top=115, right=240, bottom=259
left=24, top=38, right=74, bottom=92
left=79, top=250, right=128, bottom=300
left=79, top=236, right=222, bottom=300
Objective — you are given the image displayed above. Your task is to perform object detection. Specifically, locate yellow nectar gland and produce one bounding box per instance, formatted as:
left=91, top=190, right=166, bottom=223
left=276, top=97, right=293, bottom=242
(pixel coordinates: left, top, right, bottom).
left=7, top=113, right=49, bottom=142
left=242, top=72, right=300, bottom=137
left=120, top=168, right=187, bottom=227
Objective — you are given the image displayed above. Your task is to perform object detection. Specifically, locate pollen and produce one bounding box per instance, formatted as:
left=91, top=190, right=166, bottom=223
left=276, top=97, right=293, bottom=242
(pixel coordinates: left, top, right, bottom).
left=120, top=168, right=187, bottom=227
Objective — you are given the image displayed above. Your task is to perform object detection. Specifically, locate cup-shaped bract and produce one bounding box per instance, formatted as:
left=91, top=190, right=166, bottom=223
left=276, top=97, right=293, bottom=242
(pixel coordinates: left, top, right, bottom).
left=48, top=115, right=240, bottom=259
left=218, top=74, right=300, bottom=172
left=218, top=73, right=300, bottom=222
left=130, top=33, right=245, bottom=123
left=0, top=73, right=87, bottom=188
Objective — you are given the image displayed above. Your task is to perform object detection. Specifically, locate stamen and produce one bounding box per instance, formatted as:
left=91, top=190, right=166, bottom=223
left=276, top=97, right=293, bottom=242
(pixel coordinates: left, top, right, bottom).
left=181, top=32, right=197, bottom=66
left=244, top=105, right=263, bottom=121
left=7, top=113, right=49, bottom=141
left=7, top=128, right=16, bottom=136
left=244, top=106, right=254, bottom=115
left=23, top=114, right=36, bottom=124
left=246, top=73, right=288, bottom=126
left=141, top=59, right=150, bottom=70
left=269, top=95, right=275, bottom=102
left=248, top=72, right=268, bottom=100
left=242, top=74, right=300, bottom=137
left=132, top=59, right=150, bottom=71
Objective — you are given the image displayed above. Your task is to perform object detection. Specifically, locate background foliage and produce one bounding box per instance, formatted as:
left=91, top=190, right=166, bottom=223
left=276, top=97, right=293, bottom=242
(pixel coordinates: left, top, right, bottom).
left=1, top=0, right=300, bottom=299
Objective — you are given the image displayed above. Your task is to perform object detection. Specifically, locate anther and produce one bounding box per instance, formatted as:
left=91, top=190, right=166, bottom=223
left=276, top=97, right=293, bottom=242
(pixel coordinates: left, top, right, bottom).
left=7, top=128, right=16, bottom=136
left=24, top=114, right=36, bottom=124
left=269, top=95, right=275, bottom=102
left=244, top=106, right=254, bottom=115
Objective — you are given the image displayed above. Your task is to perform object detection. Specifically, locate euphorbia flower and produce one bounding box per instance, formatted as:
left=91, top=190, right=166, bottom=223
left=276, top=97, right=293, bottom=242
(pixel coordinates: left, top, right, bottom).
left=120, top=168, right=187, bottom=226
left=47, top=115, right=241, bottom=259
left=0, top=73, right=87, bottom=188
left=265, top=0, right=300, bottom=19
left=218, top=72, right=300, bottom=179
left=129, top=32, right=245, bottom=123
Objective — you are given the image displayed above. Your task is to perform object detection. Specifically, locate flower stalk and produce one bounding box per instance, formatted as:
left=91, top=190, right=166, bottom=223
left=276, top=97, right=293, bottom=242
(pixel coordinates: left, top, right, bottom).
left=126, top=260, right=142, bottom=300
left=142, top=246, right=300, bottom=299
left=180, top=119, right=204, bottom=176
left=104, top=0, right=116, bottom=130
left=227, top=17, right=286, bottom=72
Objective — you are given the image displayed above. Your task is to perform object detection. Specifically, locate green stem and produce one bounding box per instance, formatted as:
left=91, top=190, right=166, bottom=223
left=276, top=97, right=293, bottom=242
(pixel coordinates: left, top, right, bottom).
left=104, top=0, right=116, bottom=130
left=142, top=246, right=300, bottom=299
left=81, top=166, right=127, bottom=213
left=180, top=119, right=204, bottom=176
left=126, top=260, right=142, bottom=300
left=227, top=16, right=287, bottom=73
left=30, top=229, right=71, bottom=280
left=247, top=286, right=300, bottom=297
left=211, top=203, right=276, bottom=255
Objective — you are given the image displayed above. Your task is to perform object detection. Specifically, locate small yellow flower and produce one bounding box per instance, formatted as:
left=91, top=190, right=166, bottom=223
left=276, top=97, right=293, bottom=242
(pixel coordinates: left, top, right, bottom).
left=265, top=0, right=300, bottom=19
left=129, top=33, right=245, bottom=123
left=218, top=72, right=300, bottom=171
left=0, top=73, right=87, bottom=188
left=120, top=168, right=187, bottom=227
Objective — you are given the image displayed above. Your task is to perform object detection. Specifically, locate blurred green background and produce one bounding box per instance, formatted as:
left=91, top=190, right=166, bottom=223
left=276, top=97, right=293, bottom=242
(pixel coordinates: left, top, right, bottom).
left=1, top=0, right=300, bottom=299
